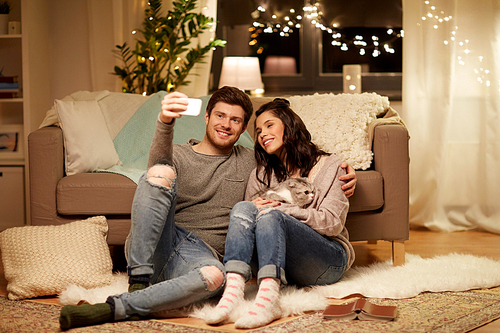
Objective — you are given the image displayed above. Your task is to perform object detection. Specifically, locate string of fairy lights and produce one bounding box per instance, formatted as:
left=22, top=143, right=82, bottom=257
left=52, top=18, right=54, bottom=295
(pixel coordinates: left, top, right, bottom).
left=130, top=1, right=496, bottom=92
left=249, top=0, right=496, bottom=92
left=249, top=1, right=403, bottom=58
left=420, top=0, right=497, bottom=92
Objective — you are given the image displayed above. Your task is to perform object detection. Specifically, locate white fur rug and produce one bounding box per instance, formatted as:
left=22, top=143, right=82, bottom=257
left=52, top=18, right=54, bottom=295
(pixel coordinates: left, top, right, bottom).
left=59, top=253, right=500, bottom=322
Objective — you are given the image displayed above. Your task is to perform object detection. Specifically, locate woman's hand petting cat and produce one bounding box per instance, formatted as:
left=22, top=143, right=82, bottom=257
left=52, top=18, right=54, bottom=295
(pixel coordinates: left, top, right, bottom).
left=252, top=198, right=282, bottom=209
left=339, top=163, right=357, bottom=198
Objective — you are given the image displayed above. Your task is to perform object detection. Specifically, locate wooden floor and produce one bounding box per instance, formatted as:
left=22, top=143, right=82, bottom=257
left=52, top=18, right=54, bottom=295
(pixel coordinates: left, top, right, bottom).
left=1, top=227, right=500, bottom=332
left=351, top=228, right=500, bottom=332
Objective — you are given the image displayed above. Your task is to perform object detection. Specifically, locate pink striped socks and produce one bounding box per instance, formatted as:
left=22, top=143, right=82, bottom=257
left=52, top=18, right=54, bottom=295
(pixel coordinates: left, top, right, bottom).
left=234, top=278, right=282, bottom=329
left=205, top=273, right=245, bottom=324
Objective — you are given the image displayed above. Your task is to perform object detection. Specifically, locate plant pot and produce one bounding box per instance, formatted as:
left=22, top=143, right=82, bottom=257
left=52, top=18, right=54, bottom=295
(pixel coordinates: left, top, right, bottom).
left=0, top=14, right=8, bottom=35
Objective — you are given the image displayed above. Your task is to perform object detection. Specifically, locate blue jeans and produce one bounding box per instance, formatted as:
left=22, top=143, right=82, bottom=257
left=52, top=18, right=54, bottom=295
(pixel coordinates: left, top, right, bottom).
left=224, top=201, right=347, bottom=286
left=109, top=168, right=224, bottom=320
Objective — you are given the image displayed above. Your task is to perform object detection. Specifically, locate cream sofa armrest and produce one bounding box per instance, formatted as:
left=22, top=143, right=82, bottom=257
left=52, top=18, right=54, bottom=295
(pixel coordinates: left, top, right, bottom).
left=371, top=123, right=410, bottom=239
left=28, top=126, right=65, bottom=226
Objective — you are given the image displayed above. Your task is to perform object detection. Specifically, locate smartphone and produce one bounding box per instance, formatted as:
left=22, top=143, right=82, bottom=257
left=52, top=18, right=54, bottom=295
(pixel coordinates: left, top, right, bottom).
left=179, top=98, right=202, bottom=116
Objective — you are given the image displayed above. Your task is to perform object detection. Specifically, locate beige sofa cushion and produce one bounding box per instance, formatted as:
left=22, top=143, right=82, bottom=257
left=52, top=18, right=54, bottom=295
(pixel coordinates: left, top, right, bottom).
left=57, top=173, right=136, bottom=215
left=56, top=169, right=381, bottom=215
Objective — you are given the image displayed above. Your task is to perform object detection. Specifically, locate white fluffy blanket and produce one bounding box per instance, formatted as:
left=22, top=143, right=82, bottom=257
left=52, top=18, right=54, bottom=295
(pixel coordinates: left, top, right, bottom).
left=288, top=92, right=403, bottom=170
left=59, top=253, right=500, bottom=322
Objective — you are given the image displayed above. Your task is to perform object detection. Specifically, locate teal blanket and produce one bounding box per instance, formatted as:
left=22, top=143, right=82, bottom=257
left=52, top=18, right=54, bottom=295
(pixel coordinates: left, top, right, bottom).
left=96, top=91, right=255, bottom=183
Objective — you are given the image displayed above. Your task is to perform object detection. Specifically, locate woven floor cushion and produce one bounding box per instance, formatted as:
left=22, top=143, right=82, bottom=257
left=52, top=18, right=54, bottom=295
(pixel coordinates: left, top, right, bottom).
left=0, top=216, right=114, bottom=300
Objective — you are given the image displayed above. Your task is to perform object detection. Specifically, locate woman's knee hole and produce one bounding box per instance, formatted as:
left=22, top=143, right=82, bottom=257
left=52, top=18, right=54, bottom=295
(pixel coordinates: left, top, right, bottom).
left=200, top=266, right=224, bottom=291
left=257, top=207, right=275, bottom=217
left=233, top=212, right=254, bottom=229
left=147, top=165, right=175, bottom=188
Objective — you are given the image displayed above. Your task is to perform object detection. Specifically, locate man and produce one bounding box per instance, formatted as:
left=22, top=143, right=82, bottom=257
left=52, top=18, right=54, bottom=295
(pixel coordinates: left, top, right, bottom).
left=59, top=86, right=356, bottom=330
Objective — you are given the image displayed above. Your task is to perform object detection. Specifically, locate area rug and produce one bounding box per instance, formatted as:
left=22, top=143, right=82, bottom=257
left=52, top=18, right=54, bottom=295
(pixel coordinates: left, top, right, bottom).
left=2, top=289, right=500, bottom=332
left=0, top=296, right=212, bottom=332
left=59, top=253, right=500, bottom=324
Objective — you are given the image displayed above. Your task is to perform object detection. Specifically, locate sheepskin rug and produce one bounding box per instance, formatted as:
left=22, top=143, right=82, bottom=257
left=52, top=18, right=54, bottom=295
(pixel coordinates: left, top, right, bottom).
left=59, top=253, right=500, bottom=322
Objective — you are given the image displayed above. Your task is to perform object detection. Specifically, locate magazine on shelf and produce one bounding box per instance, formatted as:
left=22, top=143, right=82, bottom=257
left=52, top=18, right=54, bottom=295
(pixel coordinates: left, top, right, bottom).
left=323, top=298, right=397, bottom=321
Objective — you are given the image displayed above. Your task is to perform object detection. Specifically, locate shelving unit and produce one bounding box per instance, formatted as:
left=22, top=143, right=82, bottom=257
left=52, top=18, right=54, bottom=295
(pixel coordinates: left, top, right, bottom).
left=0, top=0, right=52, bottom=229
left=0, top=0, right=25, bottom=230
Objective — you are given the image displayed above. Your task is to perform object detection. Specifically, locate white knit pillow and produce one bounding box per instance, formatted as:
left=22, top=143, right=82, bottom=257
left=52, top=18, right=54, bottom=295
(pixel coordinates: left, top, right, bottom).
left=0, top=216, right=114, bottom=300
left=55, top=99, right=121, bottom=175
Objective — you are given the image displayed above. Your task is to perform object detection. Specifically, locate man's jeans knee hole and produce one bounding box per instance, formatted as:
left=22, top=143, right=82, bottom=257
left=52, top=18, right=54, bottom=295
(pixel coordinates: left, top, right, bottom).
left=147, top=174, right=175, bottom=188
left=200, top=265, right=224, bottom=291
left=146, top=165, right=175, bottom=188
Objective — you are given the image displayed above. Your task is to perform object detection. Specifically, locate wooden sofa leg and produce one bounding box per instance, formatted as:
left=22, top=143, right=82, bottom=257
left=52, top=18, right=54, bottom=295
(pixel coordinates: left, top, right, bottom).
left=392, top=241, right=405, bottom=266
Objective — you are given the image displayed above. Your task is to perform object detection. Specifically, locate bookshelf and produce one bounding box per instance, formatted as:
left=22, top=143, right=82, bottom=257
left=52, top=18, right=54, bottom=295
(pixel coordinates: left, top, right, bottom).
left=0, top=0, right=51, bottom=229
left=0, top=0, right=24, bottom=230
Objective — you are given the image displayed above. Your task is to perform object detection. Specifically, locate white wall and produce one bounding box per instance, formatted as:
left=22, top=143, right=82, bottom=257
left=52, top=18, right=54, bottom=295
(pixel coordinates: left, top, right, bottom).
left=48, top=0, right=93, bottom=101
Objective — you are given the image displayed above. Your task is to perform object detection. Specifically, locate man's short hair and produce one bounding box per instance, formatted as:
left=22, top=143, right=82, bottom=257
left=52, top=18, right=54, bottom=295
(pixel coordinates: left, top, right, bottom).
left=206, top=86, right=254, bottom=126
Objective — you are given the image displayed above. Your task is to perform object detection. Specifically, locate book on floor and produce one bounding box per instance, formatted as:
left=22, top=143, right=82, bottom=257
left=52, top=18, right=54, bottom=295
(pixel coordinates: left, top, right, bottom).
left=323, top=298, right=397, bottom=321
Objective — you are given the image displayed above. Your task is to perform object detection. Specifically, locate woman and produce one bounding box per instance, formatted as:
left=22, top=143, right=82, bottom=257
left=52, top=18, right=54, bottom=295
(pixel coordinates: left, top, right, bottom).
left=205, top=98, right=355, bottom=329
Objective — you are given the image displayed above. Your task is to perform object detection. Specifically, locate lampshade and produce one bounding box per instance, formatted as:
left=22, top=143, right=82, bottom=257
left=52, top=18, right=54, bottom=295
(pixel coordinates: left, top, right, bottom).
left=218, top=57, right=264, bottom=91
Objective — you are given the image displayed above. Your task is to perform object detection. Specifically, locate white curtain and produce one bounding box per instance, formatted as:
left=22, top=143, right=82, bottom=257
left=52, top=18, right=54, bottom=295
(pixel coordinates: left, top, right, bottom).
left=403, top=0, right=500, bottom=234
left=86, top=0, right=216, bottom=96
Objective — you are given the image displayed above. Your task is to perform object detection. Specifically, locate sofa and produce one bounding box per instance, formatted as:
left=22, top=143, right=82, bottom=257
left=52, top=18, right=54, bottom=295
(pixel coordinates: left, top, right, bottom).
left=28, top=91, right=409, bottom=265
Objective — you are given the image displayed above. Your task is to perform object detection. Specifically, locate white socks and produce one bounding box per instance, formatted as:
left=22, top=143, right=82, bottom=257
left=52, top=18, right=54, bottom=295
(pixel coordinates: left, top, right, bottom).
left=235, top=278, right=282, bottom=329
left=205, top=275, right=282, bottom=329
left=205, top=273, right=245, bottom=324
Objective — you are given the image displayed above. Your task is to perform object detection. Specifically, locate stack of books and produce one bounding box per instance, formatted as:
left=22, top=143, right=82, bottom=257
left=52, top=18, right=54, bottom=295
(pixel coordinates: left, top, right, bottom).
left=0, top=76, right=20, bottom=98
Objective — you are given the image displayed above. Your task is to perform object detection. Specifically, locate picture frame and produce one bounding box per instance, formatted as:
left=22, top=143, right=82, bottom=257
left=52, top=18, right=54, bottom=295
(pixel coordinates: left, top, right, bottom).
left=0, top=124, right=24, bottom=160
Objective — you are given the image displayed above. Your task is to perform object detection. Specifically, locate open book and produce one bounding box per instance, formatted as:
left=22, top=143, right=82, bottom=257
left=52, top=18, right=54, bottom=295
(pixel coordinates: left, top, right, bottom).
left=323, top=298, right=397, bottom=321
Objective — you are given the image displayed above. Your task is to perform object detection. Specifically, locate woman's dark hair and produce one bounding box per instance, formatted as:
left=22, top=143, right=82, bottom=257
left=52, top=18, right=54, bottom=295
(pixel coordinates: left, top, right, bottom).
left=254, top=98, right=329, bottom=186
left=206, top=86, right=254, bottom=126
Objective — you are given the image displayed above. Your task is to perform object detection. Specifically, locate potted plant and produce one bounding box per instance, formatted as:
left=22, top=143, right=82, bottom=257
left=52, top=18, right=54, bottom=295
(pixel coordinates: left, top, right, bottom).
left=113, top=0, right=226, bottom=94
left=0, top=1, right=10, bottom=35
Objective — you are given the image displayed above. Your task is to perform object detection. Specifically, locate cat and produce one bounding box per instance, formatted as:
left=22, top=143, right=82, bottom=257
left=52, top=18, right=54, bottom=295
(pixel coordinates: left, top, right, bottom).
left=251, top=177, right=315, bottom=208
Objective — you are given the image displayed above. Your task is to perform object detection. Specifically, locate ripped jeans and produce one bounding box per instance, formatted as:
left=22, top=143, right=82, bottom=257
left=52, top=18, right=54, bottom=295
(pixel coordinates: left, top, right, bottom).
left=108, top=166, right=224, bottom=320
left=224, top=201, right=347, bottom=286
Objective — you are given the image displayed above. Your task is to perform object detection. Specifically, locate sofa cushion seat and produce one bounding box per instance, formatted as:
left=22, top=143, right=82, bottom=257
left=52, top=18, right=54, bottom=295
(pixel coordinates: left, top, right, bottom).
left=348, top=170, right=384, bottom=212
left=57, top=173, right=137, bottom=215
left=56, top=169, right=381, bottom=216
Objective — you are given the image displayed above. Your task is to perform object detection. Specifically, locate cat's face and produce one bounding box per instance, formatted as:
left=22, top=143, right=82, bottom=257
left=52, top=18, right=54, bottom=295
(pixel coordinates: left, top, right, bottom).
left=289, top=178, right=315, bottom=208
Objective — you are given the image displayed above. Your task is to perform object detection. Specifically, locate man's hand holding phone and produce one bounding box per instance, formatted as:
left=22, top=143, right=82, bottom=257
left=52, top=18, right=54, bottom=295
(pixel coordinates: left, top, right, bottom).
left=160, top=92, right=202, bottom=124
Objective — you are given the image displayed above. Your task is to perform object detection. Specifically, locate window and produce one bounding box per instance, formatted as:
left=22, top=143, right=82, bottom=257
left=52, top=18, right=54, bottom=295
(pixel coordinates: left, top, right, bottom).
left=213, top=0, right=402, bottom=99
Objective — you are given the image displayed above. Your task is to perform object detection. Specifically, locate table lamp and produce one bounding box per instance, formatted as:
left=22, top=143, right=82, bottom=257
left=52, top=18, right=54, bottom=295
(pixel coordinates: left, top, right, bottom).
left=219, top=57, right=264, bottom=95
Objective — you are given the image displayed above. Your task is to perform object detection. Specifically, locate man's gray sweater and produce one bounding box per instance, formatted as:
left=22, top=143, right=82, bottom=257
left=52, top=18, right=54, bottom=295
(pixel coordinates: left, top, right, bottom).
left=148, top=118, right=256, bottom=257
